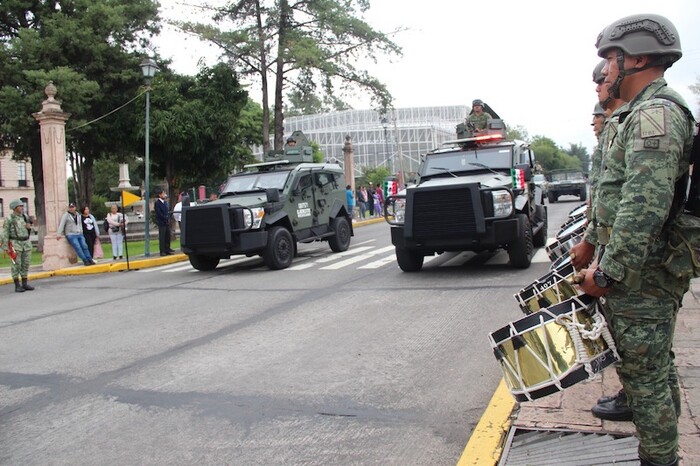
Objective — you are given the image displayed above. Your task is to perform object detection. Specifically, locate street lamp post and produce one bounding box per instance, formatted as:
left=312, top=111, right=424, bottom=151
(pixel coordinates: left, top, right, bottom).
left=381, top=116, right=391, bottom=174
left=140, top=58, right=158, bottom=257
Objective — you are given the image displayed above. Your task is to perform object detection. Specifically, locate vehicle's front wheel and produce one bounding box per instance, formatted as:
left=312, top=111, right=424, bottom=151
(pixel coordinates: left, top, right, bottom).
left=508, top=214, right=533, bottom=268
left=533, top=205, right=548, bottom=247
left=188, top=254, right=220, bottom=271
left=395, top=247, right=424, bottom=272
left=328, top=216, right=351, bottom=252
left=579, top=187, right=588, bottom=201
left=264, top=226, right=294, bottom=270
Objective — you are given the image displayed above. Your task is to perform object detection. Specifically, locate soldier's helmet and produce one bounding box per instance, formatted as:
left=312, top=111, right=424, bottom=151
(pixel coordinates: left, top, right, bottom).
left=472, top=99, right=484, bottom=107
left=596, top=14, right=682, bottom=68
left=592, top=59, right=606, bottom=84
left=9, top=199, right=23, bottom=210
left=593, top=103, right=605, bottom=116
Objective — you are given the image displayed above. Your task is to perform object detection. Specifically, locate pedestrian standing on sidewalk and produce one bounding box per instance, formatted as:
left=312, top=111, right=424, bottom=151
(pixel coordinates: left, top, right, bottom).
left=0, top=200, right=35, bottom=292
left=155, top=189, right=174, bottom=256
left=57, top=203, right=95, bottom=266
left=579, top=14, right=694, bottom=466
left=106, top=204, right=127, bottom=260
left=80, top=205, right=100, bottom=259
left=345, top=185, right=355, bottom=219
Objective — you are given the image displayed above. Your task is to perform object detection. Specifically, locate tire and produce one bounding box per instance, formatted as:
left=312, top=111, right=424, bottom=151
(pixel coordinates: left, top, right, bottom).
left=263, top=226, right=294, bottom=270
left=508, top=214, right=533, bottom=269
left=395, top=247, right=424, bottom=272
left=328, top=216, right=351, bottom=252
left=548, top=191, right=556, bottom=203
left=532, top=205, right=548, bottom=248
left=579, top=187, right=587, bottom=201
left=188, top=254, right=220, bottom=271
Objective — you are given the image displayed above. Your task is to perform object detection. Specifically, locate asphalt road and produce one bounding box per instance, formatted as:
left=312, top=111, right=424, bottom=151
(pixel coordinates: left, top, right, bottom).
left=0, top=199, right=580, bottom=465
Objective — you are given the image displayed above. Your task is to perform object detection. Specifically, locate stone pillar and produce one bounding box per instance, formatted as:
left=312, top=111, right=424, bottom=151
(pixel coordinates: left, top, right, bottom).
left=33, top=82, right=73, bottom=271
left=118, top=163, right=134, bottom=188
left=343, top=135, right=355, bottom=193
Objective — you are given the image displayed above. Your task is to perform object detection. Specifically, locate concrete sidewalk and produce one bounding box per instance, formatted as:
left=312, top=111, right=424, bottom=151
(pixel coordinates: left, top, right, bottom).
left=461, top=279, right=700, bottom=465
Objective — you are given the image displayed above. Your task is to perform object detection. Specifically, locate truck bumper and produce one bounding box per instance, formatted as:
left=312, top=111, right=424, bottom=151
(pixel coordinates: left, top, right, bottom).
left=182, top=230, right=268, bottom=257
left=391, top=218, right=519, bottom=252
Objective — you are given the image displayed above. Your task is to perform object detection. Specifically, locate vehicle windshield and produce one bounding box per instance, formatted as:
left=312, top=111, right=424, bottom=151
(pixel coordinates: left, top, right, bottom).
left=422, top=146, right=514, bottom=176
left=222, top=170, right=291, bottom=194
left=550, top=171, right=584, bottom=182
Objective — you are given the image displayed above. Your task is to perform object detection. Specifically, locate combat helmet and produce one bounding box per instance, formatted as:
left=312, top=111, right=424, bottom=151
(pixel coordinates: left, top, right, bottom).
left=9, top=199, right=23, bottom=210
left=595, top=14, right=681, bottom=98
left=472, top=99, right=484, bottom=107
left=592, top=59, right=605, bottom=85
left=592, top=103, right=605, bottom=117
left=596, top=14, right=682, bottom=65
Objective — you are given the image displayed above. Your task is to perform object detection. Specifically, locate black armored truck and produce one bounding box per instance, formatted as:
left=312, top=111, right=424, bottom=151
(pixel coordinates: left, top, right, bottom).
left=180, top=131, right=353, bottom=271
left=385, top=118, right=548, bottom=271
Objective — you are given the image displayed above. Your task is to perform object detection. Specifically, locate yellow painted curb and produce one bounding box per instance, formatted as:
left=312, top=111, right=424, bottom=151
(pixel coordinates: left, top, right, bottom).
left=456, top=379, right=515, bottom=466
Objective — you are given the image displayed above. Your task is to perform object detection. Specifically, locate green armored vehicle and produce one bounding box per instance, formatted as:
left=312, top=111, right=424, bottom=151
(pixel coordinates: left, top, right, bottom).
left=385, top=118, right=548, bottom=271
left=546, top=169, right=587, bottom=203
left=181, top=131, right=353, bottom=270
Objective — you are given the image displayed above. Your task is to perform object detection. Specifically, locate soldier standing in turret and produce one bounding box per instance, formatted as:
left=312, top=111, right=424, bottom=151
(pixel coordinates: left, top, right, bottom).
left=0, top=200, right=35, bottom=292
left=466, top=99, right=494, bottom=131
left=578, top=14, right=694, bottom=466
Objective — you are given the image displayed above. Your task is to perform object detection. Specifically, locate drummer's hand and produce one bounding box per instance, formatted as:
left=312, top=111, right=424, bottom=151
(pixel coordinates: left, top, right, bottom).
left=577, top=267, right=610, bottom=298
left=569, top=241, right=595, bottom=270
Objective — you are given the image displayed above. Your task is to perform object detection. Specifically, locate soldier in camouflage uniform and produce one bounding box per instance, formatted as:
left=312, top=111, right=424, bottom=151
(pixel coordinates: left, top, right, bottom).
left=466, top=99, right=493, bottom=131
left=0, top=200, right=35, bottom=292
left=571, top=60, right=634, bottom=422
left=578, top=14, right=694, bottom=466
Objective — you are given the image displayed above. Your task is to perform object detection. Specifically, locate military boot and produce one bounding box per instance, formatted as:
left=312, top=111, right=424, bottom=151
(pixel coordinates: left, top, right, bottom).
left=21, top=278, right=35, bottom=291
left=591, top=389, right=633, bottom=421
left=597, top=388, right=624, bottom=404
left=639, top=455, right=678, bottom=466
left=13, top=279, right=25, bottom=293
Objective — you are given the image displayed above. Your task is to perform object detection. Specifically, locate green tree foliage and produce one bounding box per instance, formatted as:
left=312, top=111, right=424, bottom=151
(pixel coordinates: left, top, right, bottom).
left=147, top=63, right=263, bottom=199
left=361, top=165, right=390, bottom=188
left=507, top=125, right=529, bottom=141
left=564, top=143, right=590, bottom=172
left=531, top=136, right=582, bottom=173
left=0, top=0, right=160, bottom=245
left=176, top=0, right=402, bottom=151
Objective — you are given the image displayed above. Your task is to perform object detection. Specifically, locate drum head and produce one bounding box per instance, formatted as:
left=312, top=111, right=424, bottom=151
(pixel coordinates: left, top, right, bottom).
left=490, top=295, right=618, bottom=401
left=556, top=217, right=586, bottom=241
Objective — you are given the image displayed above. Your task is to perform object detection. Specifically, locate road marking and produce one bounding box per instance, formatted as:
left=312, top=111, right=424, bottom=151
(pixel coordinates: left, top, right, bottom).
left=319, top=246, right=394, bottom=270
left=313, top=246, right=374, bottom=263
left=358, top=253, right=398, bottom=269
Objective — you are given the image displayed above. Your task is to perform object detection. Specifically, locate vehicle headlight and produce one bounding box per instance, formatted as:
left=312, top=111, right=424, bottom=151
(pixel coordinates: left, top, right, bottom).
left=391, top=198, right=407, bottom=224
left=244, top=207, right=265, bottom=229
left=492, top=190, right=513, bottom=217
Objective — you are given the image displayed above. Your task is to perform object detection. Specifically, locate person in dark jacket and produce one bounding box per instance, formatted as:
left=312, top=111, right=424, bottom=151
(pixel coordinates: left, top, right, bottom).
left=154, top=189, right=174, bottom=256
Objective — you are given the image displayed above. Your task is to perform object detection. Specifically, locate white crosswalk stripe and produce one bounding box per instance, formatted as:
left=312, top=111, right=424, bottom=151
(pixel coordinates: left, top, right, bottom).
left=143, top=238, right=559, bottom=273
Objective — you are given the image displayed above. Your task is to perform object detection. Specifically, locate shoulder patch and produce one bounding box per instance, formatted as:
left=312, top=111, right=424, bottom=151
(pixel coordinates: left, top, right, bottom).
left=643, top=139, right=660, bottom=149
left=639, top=106, right=666, bottom=138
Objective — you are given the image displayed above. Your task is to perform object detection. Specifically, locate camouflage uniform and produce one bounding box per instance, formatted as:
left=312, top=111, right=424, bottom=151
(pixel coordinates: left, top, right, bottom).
left=584, top=107, right=624, bottom=246
left=595, top=78, right=693, bottom=463
left=1, top=205, right=33, bottom=281
left=466, top=111, right=493, bottom=131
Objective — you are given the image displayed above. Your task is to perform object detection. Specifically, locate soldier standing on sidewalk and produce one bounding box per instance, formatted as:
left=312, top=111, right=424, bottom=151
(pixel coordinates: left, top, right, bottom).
left=579, top=14, right=694, bottom=466
left=0, top=200, right=35, bottom=292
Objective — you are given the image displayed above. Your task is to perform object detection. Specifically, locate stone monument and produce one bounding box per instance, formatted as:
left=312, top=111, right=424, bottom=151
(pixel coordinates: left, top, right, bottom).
left=32, top=82, right=73, bottom=270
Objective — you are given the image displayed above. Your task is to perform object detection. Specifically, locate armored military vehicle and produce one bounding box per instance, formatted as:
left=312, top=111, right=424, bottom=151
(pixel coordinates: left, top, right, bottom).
left=385, top=117, right=548, bottom=271
left=546, top=169, right=587, bottom=203
left=180, top=131, right=353, bottom=270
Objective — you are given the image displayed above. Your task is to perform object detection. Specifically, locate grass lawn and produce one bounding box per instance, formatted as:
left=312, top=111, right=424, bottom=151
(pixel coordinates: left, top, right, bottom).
left=0, top=238, right=181, bottom=268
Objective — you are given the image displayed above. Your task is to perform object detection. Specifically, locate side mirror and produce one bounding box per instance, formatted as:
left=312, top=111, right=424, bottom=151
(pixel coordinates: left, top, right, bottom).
left=266, top=188, right=280, bottom=203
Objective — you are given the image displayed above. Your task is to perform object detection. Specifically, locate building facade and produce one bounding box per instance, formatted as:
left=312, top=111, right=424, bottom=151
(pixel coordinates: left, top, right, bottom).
left=256, top=105, right=469, bottom=180
left=0, top=150, right=35, bottom=227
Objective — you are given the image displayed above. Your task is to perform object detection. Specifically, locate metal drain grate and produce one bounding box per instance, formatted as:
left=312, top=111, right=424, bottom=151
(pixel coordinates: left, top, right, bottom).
left=498, top=427, right=639, bottom=465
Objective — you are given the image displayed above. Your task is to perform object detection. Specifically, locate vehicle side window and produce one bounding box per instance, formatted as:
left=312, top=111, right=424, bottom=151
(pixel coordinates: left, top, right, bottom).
left=297, top=174, right=312, bottom=191
left=316, top=172, right=335, bottom=188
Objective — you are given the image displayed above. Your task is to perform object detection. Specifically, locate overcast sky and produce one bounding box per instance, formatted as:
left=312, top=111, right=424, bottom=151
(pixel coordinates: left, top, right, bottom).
left=155, top=1, right=700, bottom=155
